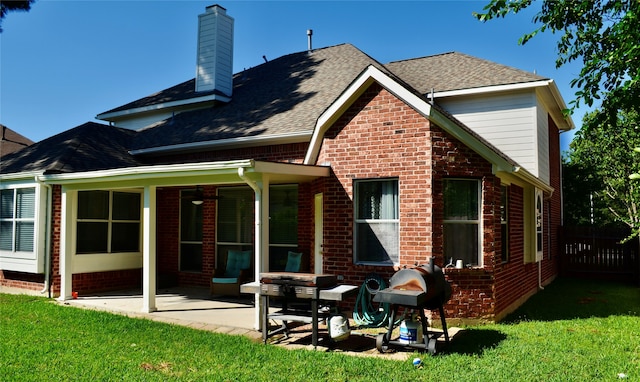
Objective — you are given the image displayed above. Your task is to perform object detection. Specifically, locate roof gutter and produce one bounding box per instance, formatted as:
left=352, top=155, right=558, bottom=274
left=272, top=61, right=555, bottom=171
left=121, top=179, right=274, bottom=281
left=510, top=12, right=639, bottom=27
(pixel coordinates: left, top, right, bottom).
left=511, top=166, right=554, bottom=195
left=35, top=159, right=256, bottom=185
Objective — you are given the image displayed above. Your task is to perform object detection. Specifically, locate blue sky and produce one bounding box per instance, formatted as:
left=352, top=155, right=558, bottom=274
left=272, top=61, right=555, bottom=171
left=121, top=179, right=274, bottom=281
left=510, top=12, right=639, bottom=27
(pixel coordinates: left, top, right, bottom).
left=1, top=0, right=586, bottom=151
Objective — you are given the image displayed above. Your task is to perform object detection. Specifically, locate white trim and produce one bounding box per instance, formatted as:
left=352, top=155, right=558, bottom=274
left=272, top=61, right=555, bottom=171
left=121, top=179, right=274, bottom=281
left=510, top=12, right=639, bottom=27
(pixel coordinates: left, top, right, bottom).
left=96, top=93, right=231, bottom=122
left=34, top=159, right=329, bottom=187
left=433, top=80, right=552, bottom=99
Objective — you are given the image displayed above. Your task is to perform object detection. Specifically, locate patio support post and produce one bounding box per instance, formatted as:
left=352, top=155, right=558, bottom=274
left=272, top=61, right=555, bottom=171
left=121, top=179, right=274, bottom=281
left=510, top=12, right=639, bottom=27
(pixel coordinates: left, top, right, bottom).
left=239, top=167, right=269, bottom=330
left=142, top=185, right=157, bottom=313
left=57, top=187, right=73, bottom=300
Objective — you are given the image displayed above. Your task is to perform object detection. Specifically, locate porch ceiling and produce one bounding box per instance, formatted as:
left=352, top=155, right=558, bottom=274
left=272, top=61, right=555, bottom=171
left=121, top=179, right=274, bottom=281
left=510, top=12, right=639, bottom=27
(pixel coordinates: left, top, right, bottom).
left=36, top=159, right=330, bottom=188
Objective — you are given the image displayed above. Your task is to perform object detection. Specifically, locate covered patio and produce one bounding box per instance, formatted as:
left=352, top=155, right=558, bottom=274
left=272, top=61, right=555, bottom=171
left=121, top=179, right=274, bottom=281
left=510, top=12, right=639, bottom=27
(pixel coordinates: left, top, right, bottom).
left=42, top=159, right=330, bottom=330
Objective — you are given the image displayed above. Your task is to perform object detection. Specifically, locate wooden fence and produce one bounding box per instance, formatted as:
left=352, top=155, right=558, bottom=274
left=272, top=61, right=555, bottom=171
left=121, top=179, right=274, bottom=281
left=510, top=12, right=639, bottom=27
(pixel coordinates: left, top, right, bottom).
left=560, top=226, right=640, bottom=284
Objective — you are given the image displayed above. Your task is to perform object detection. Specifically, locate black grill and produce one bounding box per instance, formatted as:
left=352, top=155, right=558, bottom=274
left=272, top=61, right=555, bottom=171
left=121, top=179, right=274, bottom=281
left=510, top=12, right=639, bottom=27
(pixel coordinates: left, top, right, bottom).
left=373, top=258, right=452, bottom=355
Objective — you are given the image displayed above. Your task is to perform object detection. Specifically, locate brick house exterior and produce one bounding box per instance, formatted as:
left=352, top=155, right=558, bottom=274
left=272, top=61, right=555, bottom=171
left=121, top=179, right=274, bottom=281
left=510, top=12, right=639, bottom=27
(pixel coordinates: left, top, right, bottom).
left=1, top=5, right=573, bottom=324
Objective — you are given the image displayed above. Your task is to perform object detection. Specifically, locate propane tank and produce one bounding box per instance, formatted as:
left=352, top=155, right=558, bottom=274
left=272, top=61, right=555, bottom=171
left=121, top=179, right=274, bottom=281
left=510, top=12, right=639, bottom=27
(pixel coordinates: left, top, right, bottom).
left=399, top=313, right=423, bottom=344
left=328, top=314, right=351, bottom=342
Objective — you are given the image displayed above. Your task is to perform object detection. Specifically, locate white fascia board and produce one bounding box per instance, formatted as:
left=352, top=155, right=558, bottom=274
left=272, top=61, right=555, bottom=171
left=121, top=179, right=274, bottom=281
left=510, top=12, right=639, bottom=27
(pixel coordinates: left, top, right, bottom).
left=129, top=131, right=313, bottom=156
left=0, top=171, right=44, bottom=183
left=434, top=80, right=552, bottom=99
left=304, top=64, right=514, bottom=173
left=35, top=159, right=329, bottom=187
left=542, top=79, right=575, bottom=131
left=513, top=166, right=554, bottom=194
left=37, top=160, right=255, bottom=186
left=96, top=93, right=231, bottom=121
left=252, top=161, right=330, bottom=178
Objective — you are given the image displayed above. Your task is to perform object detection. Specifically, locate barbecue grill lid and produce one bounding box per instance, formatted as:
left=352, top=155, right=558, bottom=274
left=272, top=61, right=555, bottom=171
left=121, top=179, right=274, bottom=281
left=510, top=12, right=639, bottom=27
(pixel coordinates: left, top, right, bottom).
left=259, top=272, right=337, bottom=288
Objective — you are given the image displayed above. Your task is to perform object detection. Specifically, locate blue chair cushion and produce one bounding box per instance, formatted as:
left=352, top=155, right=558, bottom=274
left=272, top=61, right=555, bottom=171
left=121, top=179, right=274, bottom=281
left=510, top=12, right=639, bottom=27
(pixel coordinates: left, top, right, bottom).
left=223, top=250, right=252, bottom=278
left=285, top=251, right=302, bottom=272
left=212, top=277, right=239, bottom=284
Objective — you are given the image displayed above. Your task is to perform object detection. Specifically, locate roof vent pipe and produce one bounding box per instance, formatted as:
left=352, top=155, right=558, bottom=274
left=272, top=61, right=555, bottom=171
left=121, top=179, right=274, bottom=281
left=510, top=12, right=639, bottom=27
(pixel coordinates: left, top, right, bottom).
left=307, top=29, right=313, bottom=53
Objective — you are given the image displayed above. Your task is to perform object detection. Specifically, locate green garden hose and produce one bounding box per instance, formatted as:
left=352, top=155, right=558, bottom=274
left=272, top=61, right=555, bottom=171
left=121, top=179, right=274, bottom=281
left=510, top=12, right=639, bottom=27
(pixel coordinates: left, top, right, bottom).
left=352, top=273, right=391, bottom=327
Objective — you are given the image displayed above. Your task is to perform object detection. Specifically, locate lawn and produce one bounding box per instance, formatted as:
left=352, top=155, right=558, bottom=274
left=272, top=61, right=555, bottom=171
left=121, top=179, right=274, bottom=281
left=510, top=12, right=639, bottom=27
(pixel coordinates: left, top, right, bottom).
left=1, top=278, right=638, bottom=381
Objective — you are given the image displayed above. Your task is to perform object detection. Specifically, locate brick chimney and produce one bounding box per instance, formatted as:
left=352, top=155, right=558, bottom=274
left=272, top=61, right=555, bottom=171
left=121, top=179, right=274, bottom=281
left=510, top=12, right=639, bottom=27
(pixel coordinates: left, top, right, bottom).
left=196, top=5, right=234, bottom=97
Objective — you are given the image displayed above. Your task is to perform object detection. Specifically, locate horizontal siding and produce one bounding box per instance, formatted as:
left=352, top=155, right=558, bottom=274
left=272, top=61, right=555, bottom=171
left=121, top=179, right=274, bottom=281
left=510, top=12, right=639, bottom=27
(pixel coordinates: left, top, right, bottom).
left=439, top=91, right=538, bottom=176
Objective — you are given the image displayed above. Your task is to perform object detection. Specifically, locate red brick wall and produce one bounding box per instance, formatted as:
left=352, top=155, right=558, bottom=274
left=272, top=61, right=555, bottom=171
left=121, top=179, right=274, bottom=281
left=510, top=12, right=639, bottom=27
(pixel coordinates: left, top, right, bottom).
left=315, top=83, right=506, bottom=319
left=316, top=83, right=433, bottom=287
left=429, top=117, right=501, bottom=321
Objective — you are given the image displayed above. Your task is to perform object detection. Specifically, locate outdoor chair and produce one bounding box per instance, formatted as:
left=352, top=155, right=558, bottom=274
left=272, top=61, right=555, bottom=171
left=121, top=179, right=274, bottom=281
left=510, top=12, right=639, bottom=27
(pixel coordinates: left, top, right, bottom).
left=284, top=251, right=302, bottom=272
left=211, top=249, right=252, bottom=297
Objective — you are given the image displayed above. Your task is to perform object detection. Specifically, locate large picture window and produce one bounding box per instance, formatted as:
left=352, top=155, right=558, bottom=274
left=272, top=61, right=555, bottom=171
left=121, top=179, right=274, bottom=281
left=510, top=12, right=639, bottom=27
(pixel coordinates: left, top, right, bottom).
left=76, top=190, right=141, bottom=254
left=443, top=179, right=481, bottom=267
left=354, top=179, right=399, bottom=265
left=0, top=188, right=35, bottom=253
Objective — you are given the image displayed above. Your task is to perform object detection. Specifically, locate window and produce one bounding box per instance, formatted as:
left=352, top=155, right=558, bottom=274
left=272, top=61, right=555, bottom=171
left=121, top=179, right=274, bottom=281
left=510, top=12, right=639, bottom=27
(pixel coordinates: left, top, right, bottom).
left=180, top=189, right=203, bottom=272
left=216, top=187, right=253, bottom=268
left=269, top=185, right=298, bottom=270
left=0, top=188, right=36, bottom=253
left=76, top=191, right=141, bottom=254
left=535, top=189, right=544, bottom=261
left=354, top=179, right=399, bottom=265
left=501, top=185, right=509, bottom=263
left=443, top=179, right=481, bottom=267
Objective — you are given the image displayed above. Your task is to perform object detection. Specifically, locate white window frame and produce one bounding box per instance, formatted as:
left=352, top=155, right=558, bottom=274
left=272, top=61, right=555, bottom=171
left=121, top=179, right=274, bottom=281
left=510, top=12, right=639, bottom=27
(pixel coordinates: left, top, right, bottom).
left=501, top=184, right=509, bottom=263
left=75, top=190, right=142, bottom=255
left=353, top=178, right=400, bottom=266
left=0, top=183, right=45, bottom=274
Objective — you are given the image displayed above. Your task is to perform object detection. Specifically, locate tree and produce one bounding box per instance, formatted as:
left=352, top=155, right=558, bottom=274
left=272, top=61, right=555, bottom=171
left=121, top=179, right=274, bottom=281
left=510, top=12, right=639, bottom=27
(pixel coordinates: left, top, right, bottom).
left=475, top=0, right=640, bottom=124
left=0, top=0, right=35, bottom=32
left=564, top=109, right=640, bottom=233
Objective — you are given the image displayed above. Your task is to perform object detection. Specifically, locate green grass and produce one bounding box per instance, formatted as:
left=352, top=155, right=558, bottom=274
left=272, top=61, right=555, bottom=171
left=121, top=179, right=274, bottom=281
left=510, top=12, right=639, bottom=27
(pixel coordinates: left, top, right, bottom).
left=1, top=278, right=639, bottom=381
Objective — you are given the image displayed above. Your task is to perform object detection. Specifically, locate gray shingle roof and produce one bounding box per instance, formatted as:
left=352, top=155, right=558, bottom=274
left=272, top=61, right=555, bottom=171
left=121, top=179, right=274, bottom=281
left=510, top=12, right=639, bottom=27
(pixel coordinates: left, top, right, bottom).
left=3, top=45, right=550, bottom=176
left=130, top=44, right=386, bottom=151
left=0, top=122, right=141, bottom=175
left=0, top=124, right=34, bottom=158
left=385, top=52, right=547, bottom=94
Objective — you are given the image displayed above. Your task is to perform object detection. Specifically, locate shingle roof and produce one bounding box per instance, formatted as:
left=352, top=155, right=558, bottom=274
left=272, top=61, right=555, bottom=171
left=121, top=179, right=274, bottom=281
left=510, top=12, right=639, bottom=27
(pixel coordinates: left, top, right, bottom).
left=3, top=46, right=551, bottom=176
left=0, top=124, right=34, bottom=158
left=0, top=122, right=141, bottom=175
left=130, top=44, right=386, bottom=151
left=385, top=52, right=547, bottom=94
left=99, top=79, right=223, bottom=116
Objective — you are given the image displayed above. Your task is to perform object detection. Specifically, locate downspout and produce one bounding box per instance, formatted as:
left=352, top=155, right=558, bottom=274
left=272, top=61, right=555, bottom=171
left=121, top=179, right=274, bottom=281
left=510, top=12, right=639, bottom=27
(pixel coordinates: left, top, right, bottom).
left=35, top=177, right=52, bottom=298
left=238, top=167, right=262, bottom=330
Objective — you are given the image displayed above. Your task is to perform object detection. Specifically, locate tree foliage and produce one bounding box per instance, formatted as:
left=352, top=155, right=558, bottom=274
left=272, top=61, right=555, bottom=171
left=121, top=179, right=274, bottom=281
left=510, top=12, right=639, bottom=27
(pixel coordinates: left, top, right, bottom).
left=563, top=110, right=640, bottom=231
left=475, top=0, right=640, bottom=124
left=0, top=0, right=35, bottom=32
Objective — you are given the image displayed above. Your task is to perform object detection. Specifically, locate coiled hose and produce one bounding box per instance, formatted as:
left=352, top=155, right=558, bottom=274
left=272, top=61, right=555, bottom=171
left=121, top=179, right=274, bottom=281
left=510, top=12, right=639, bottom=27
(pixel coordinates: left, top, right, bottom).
left=352, top=273, right=390, bottom=327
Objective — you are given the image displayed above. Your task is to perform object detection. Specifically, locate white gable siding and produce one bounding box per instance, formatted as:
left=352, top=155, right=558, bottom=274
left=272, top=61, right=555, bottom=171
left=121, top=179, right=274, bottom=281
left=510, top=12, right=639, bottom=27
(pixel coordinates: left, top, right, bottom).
left=438, top=91, right=540, bottom=177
